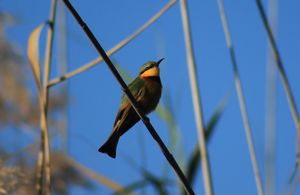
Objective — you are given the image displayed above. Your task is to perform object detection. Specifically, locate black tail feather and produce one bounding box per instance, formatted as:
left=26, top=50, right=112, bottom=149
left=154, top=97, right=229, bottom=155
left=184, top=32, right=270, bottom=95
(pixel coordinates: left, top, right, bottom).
left=98, top=135, right=119, bottom=158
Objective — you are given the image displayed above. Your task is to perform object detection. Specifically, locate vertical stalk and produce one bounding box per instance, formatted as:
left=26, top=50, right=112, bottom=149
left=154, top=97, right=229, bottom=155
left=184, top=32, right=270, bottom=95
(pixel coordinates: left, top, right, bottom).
left=44, top=1, right=57, bottom=99
left=264, top=0, right=278, bottom=194
left=57, top=0, right=69, bottom=152
left=179, top=0, right=214, bottom=194
left=216, top=0, right=264, bottom=195
left=43, top=0, right=57, bottom=192
left=36, top=143, right=44, bottom=195
left=37, top=0, right=57, bottom=194
left=39, top=99, right=50, bottom=195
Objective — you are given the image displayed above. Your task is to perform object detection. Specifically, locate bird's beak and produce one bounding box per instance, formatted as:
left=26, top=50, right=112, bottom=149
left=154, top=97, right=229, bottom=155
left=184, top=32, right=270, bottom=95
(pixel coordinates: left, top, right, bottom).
left=156, top=58, right=164, bottom=67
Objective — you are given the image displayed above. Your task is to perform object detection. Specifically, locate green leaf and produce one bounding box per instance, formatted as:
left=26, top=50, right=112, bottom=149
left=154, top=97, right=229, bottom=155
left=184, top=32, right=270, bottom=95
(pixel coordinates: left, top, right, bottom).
left=113, top=170, right=173, bottom=195
left=122, top=155, right=174, bottom=195
left=141, top=170, right=173, bottom=195
left=181, top=97, right=227, bottom=195
left=112, top=180, right=148, bottom=195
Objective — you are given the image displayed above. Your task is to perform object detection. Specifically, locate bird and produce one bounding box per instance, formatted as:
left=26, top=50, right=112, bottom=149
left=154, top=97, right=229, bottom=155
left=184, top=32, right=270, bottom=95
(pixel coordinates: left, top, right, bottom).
left=98, top=58, right=164, bottom=158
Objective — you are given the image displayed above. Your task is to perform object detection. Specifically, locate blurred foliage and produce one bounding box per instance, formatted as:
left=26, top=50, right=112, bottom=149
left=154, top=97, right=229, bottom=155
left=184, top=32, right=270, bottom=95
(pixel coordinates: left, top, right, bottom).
left=51, top=152, right=94, bottom=194
left=0, top=160, right=33, bottom=195
left=0, top=152, right=94, bottom=195
left=0, top=13, right=93, bottom=195
left=0, top=15, right=34, bottom=127
left=0, top=15, right=66, bottom=130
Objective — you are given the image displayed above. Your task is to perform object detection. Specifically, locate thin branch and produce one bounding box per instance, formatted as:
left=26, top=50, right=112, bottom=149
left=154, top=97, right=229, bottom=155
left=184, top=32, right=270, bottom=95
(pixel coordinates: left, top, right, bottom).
left=179, top=0, right=214, bottom=194
left=61, top=1, right=194, bottom=194
left=48, top=0, right=177, bottom=88
left=217, top=0, right=264, bottom=195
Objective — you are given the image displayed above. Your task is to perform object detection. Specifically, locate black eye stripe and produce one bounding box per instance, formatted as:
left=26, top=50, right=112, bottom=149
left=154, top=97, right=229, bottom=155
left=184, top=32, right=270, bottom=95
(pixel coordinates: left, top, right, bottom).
left=144, top=66, right=151, bottom=71
left=140, top=65, right=154, bottom=74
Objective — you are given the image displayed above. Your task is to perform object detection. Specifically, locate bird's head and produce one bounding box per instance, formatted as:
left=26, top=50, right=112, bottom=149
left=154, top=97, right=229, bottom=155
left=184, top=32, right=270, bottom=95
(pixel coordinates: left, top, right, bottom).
left=139, top=58, right=164, bottom=78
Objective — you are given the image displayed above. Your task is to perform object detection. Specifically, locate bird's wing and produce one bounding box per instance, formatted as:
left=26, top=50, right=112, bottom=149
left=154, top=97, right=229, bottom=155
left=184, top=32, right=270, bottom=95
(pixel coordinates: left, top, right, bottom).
left=121, top=77, right=146, bottom=105
left=113, top=77, right=146, bottom=126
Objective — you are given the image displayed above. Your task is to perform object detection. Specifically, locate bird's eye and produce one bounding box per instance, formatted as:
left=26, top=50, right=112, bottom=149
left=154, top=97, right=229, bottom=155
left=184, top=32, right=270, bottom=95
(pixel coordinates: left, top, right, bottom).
left=144, top=64, right=152, bottom=70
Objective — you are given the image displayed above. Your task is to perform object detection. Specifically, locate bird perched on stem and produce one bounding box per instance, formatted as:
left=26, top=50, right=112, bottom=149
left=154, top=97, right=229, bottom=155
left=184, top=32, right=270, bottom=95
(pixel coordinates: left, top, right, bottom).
left=99, top=59, right=164, bottom=158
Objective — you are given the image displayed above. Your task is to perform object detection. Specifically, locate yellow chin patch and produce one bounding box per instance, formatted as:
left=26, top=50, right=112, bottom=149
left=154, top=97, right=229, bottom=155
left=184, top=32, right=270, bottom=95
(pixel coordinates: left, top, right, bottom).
left=140, top=67, right=159, bottom=77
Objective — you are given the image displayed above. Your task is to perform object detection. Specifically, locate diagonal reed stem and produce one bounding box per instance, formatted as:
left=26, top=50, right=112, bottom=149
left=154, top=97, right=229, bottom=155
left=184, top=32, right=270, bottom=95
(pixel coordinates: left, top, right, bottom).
left=179, top=0, right=214, bottom=194
left=217, top=1, right=264, bottom=195
left=65, top=157, right=126, bottom=192
left=61, top=1, right=195, bottom=194
left=255, top=0, right=300, bottom=188
left=289, top=171, right=300, bottom=195
left=255, top=0, right=299, bottom=131
left=48, top=0, right=177, bottom=88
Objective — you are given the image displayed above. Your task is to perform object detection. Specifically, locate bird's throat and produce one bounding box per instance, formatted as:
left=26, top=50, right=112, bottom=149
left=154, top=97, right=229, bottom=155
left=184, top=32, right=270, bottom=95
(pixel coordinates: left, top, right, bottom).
left=140, top=67, right=159, bottom=78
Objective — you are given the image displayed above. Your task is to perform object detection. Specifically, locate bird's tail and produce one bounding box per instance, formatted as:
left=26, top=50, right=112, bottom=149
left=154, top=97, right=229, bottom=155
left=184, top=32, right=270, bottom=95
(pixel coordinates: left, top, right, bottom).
left=98, top=134, right=119, bottom=158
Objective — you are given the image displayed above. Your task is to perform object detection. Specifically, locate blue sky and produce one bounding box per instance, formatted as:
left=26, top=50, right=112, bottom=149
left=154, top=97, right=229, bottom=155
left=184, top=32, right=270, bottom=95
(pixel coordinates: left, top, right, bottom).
left=1, top=0, right=300, bottom=194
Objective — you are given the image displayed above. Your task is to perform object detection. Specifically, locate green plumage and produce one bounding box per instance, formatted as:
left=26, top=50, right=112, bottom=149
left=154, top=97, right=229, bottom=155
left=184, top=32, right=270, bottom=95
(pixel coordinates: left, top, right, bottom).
left=98, top=59, right=164, bottom=158
left=120, top=77, right=146, bottom=106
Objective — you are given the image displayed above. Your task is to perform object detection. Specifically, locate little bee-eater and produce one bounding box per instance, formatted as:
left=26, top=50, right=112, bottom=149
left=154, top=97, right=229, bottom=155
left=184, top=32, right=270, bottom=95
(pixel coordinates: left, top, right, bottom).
left=99, top=58, right=164, bottom=158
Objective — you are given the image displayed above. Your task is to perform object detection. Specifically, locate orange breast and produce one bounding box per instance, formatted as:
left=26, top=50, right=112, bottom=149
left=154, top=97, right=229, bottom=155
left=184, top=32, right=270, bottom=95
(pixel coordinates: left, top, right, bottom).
left=141, top=77, right=162, bottom=114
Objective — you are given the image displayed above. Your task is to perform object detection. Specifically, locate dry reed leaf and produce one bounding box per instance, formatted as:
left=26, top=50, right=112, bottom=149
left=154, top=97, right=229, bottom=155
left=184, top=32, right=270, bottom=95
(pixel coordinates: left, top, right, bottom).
left=27, top=23, right=46, bottom=89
